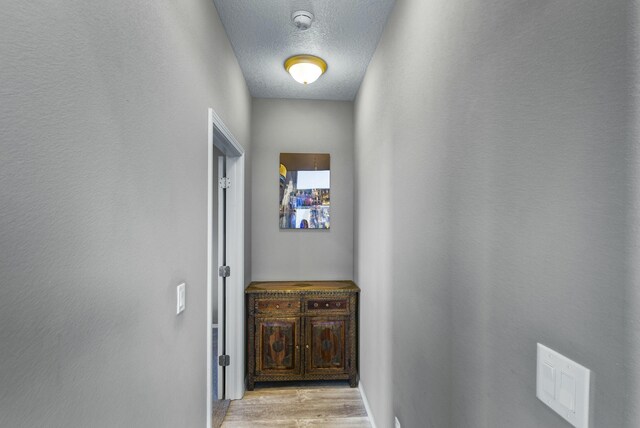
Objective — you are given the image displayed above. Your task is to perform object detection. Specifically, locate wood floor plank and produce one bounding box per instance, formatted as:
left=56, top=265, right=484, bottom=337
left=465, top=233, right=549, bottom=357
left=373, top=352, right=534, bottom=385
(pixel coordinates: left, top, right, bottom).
left=237, top=390, right=363, bottom=404
left=221, top=417, right=371, bottom=427
left=224, top=403, right=366, bottom=421
left=221, top=383, right=371, bottom=428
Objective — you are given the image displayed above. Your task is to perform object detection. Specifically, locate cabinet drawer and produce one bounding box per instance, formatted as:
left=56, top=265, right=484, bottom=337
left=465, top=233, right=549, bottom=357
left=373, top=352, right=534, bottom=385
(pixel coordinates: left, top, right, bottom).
left=306, top=299, right=349, bottom=313
left=255, top=298, right=301, bottom=314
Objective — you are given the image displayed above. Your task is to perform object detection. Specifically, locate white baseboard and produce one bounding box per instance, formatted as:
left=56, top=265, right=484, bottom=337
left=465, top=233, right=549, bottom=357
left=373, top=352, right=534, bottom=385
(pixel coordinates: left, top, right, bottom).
left=358, top=381, right=377, bottom=428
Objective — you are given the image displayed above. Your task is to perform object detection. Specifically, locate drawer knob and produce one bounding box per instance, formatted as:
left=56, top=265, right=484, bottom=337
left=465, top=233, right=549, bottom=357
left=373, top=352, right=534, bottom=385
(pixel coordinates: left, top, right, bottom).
left=314, top=303, right=318, bottom=308
left=276, top=304, right=280, bottom=309
left=326, top=303, right=330, bottom=307
left=336, top=303, right=341, bottom=307
left=305, top=345, right=309, bottom=349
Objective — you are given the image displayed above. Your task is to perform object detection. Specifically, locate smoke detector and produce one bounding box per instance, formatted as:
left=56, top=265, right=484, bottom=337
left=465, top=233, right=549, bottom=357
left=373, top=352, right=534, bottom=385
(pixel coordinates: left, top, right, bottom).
left=292, top=10, right=314, bottom=30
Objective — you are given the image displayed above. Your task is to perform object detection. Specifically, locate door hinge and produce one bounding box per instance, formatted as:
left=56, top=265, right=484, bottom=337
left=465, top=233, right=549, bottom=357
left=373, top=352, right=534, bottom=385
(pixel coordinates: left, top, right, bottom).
left=218, top=354, right=230, bottom=367
left=218, top=266, right=231, bottom=277
left=218, top=177, right=231, bottom=189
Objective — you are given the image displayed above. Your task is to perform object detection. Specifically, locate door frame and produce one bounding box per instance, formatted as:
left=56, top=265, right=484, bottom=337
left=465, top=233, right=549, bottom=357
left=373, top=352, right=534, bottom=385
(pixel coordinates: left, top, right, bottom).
left=207, top=107, right=245, bottom=427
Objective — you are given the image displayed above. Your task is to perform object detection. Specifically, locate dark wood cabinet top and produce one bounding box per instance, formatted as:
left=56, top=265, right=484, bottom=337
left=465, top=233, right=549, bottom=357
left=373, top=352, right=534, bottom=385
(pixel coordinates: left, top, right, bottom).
left=246, top=280, right=360, bottom=294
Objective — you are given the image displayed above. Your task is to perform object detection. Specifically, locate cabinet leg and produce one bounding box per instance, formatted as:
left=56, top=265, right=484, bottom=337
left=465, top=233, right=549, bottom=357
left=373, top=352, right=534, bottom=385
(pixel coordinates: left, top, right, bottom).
left=349, top=374, right=358, bottom=388
left=247, top=377, right=255, bottom=391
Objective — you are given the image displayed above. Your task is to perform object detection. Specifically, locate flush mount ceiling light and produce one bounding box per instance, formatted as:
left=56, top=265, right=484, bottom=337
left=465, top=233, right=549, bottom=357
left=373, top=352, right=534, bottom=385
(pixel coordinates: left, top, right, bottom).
left=284, top=55, right=327, bottom=85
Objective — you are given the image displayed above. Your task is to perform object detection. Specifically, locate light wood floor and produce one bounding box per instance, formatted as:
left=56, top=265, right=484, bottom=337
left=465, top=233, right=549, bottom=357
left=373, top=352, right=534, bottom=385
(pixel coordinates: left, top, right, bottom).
left=221, top=382, right=371, bottom=428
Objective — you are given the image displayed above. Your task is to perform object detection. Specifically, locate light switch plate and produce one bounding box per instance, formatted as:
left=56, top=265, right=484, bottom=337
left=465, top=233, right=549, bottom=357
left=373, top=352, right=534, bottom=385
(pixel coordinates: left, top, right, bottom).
left=176, top=282, right=186, bottom=315
left=537, top=343, right=590, bottom=428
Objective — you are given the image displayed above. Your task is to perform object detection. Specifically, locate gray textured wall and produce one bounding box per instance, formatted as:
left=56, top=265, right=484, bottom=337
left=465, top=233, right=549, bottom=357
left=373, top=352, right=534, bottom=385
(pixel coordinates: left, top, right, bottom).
left=355, top=0, right=635, bottom=427
left=0, top=1, right=250, bottom=426
left=251, top=98, right=354, bottom=281
left=630, top=2, right=640, bottom=423
left=354, top=34, right=396, bottom=427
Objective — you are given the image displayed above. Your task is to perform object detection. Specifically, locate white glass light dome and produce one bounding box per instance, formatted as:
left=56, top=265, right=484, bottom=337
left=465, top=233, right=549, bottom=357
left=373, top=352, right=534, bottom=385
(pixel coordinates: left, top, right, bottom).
left=284, top=55, right=327, bottom=85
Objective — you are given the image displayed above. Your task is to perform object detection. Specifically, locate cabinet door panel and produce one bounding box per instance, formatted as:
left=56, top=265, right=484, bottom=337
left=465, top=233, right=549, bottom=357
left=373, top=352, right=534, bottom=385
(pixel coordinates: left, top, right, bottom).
left=306, top=317, right=347, bottom=374
left=256, top=317, right=300, bottom=376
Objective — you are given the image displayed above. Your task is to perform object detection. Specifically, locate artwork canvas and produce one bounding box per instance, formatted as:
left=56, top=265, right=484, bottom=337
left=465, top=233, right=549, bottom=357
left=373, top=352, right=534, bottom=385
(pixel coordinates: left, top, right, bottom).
left=279, top=153, right=330, bottom=229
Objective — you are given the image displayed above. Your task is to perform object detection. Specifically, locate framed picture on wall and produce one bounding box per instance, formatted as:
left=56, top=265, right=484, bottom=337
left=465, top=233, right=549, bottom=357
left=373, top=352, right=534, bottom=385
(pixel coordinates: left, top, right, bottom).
left=279, top=153, right=330, bottom=229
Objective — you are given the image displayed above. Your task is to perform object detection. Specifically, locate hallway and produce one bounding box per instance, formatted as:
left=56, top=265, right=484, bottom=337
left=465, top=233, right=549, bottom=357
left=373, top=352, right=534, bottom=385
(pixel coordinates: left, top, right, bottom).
left=2, top=0, right=639, bottom=427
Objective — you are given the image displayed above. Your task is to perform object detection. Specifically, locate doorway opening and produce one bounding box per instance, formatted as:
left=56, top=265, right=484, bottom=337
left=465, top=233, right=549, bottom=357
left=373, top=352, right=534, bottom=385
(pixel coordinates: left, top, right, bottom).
left=211, top=150, right=228, bottom=426
left=207, top=108, right=245, bottom=428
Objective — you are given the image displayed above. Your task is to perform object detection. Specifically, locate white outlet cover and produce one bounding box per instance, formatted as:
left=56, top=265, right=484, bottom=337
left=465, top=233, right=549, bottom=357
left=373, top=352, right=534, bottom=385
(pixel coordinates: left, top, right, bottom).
left=537, top=343, right=590, bottom=428
left=176, top=283, right=186, bottom=315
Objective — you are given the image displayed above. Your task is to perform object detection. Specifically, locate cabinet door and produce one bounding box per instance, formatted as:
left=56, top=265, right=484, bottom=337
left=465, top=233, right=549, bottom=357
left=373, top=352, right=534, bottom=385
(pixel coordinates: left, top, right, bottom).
left=305, top=317, right=348, bottom=375
left=255, top=317, right=301, bottom=376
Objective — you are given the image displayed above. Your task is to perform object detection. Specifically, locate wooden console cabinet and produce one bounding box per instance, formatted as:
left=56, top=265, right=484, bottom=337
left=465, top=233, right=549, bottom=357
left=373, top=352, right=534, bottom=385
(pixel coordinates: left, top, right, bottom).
left=246, top=280, right=360, bottom=390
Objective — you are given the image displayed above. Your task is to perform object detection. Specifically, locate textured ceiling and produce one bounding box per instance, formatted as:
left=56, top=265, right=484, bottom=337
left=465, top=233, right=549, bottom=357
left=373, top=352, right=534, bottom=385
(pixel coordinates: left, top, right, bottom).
left=212, top=0, right=395, bottom=101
